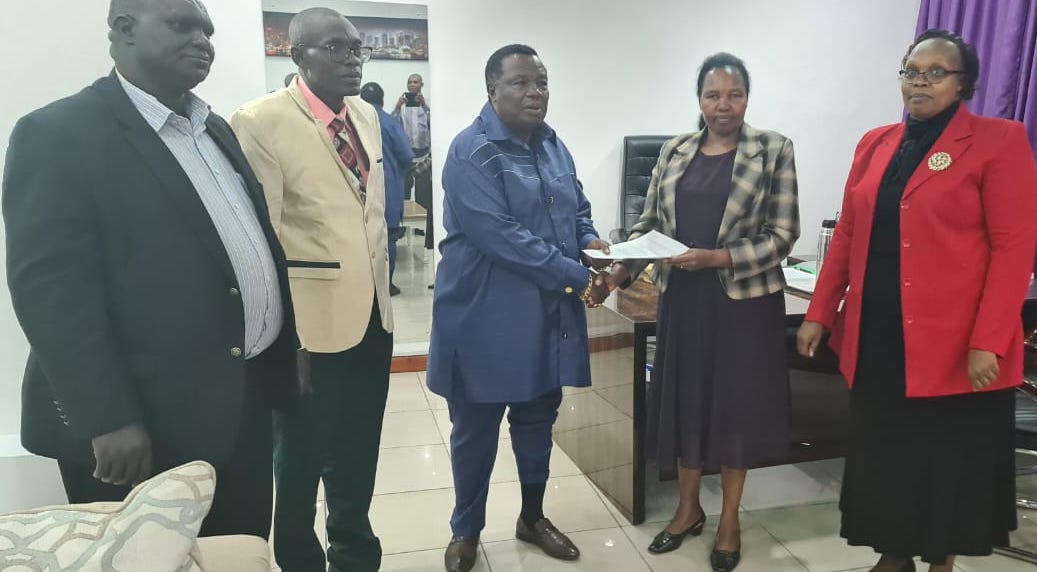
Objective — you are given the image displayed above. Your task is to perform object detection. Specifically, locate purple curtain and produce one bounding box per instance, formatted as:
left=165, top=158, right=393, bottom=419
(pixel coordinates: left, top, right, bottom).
left=916, top=0, right=1037, bottom=148
left=915, top=0, right=1037, bottom=271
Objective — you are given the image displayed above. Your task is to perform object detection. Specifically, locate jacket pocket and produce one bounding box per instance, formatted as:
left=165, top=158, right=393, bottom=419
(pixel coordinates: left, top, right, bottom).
left=286, top=260, right=341, bottom=280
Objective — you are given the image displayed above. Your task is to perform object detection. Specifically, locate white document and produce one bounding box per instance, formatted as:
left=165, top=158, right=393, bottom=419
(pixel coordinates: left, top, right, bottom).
left=582, top=230, right=690, bottom=260
left=782, top=267, right=817, bottom=294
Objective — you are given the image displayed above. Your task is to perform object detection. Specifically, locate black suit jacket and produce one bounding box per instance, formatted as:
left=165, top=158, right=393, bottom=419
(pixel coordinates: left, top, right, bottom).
left=2, top=73, right=298, bottom=467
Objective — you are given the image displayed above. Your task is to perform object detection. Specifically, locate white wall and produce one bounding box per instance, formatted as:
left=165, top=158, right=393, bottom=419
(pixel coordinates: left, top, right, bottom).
left=0, top=0, right=113, bottom=439
left=0, top=0, right=267, bottom=440
left=0, top=0, right=919, bottom=476
left=262, top=0, right=430, bottom=105
left=427, top=0, right=922, bottom=257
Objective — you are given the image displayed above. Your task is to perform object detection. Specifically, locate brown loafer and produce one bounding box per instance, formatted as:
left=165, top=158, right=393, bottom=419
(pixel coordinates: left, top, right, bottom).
left=444, top=535, right=479, bottom=572
left=515, top=517, right=580, bottom=560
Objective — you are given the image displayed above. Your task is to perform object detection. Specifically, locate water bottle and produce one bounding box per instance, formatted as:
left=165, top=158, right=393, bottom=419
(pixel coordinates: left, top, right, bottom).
left=816, top=219, right=837, bottom=274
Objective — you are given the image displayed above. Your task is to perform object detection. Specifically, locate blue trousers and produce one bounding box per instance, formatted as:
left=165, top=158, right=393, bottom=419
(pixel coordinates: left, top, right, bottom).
left=447, top=388, right=563, bottom=537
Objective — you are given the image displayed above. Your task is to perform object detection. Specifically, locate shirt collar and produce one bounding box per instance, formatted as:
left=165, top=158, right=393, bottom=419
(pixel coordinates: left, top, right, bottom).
left=479, top=101, right=556, bottom=146
left=115, top=68, right=210, bottom=134
left=296, top=74, right=348, bottom=127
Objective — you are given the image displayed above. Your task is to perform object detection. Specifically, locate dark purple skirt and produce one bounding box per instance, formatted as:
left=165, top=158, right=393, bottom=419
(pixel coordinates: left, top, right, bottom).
left=646, top=268, right=790, bottom=473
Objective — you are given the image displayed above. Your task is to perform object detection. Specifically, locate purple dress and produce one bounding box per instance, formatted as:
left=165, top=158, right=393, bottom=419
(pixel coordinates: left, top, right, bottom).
left=646, top=149, right=789, bottom=473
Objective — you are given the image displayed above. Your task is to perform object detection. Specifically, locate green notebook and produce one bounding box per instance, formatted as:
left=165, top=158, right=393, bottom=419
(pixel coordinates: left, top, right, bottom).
left=792, top=261, right=818, bottom=275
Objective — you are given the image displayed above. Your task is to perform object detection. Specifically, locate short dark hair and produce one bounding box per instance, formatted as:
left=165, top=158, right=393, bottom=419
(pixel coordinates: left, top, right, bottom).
left=485, top=44, right=538, bottom=89
left=696, top=52, right=750, bottom=97
left=289, top=7, right=344, bottom=46
left=695, top=52, right=750, bottom=130
left=904, top=28, right=979, bottom=100
left=360, top=82, right=384, bottom=106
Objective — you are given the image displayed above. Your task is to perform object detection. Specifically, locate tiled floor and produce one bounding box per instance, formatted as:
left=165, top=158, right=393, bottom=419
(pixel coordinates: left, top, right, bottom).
left=278, top=372, right=1037, bottom=571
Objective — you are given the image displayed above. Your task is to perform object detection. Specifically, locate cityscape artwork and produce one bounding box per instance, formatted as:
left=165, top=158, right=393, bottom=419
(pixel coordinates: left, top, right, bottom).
left=264, top=11, right=429, bottom=61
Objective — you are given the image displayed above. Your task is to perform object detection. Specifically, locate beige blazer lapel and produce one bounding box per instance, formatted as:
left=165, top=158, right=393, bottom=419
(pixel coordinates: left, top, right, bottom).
left=287, top=85, right=367, bottom=205
left=717, top=125, right=765, bottom=245
left=344, top=96, right=382, bottom=206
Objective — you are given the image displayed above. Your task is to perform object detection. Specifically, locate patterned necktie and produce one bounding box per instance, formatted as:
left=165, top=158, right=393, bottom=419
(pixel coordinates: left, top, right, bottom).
left=329, top=117, right=366, bottom=204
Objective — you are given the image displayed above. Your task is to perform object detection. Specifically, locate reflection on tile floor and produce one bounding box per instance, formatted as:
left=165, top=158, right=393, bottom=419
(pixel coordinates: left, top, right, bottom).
left=271, top=372, right=1037, bottom=571
left=390, top=241, right=435, bottom=356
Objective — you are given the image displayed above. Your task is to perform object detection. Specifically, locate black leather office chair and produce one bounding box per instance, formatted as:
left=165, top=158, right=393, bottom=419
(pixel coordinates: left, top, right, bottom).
left=612, top=136, right=673, bottom=243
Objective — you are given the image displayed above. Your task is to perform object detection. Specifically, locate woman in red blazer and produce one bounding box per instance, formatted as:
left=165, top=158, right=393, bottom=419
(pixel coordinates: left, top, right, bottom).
left=798, top=29, right=1037, bottom=572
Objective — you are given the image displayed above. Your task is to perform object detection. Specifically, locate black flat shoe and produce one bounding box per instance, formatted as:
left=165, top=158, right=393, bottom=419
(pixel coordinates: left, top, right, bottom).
left=647, top=511, right=706, bottom=554
left=711, top=546, right=741, bottom=572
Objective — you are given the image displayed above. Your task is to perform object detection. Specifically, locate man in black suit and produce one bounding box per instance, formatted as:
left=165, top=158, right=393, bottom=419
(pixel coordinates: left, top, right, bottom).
left=2, top=0, right=297, bottom=538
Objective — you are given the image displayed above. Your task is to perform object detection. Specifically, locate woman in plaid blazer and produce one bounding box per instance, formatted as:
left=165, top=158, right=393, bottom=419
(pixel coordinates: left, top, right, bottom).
left=607, top=53, right=799, bottom=572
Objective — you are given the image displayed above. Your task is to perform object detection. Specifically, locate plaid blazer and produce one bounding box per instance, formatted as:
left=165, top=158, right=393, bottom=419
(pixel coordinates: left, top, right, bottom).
left=625, top=123, right=800, bottom=299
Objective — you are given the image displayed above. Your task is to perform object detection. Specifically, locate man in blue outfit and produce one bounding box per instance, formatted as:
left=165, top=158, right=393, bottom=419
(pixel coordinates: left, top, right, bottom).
left=361, top=82, right=414, bottom=296
left=426, top=44, right=611, bottom=572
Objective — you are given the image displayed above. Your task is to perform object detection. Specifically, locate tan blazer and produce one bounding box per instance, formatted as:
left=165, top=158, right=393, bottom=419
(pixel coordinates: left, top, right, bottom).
left=231, top=84, right=393, bottom=353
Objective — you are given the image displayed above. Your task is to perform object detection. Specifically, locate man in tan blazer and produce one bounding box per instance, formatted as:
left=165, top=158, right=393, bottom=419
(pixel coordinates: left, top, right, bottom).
left=230, top=8, right=393, bottom=572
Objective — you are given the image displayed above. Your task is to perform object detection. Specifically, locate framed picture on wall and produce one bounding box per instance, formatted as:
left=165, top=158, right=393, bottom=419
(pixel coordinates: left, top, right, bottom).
left=263, top=11, right=429, bottom=61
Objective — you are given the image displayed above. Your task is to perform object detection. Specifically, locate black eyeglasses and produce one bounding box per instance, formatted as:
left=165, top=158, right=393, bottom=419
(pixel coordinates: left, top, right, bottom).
left=898, top=68, right=963, bottom=84
left=297, top=43, right=373, bottom=63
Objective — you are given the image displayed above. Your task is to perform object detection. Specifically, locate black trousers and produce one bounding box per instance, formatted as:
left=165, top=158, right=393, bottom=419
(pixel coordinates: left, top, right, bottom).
left=406, top=148, right=434, bottom=250
left=57, top=364, right=273, bottom=539
left=272, top=304, right=392, bottom=572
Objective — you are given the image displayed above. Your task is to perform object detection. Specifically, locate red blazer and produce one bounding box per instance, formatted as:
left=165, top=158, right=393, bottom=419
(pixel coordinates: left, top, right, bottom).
left=806, top=106, right=1037, bottom=397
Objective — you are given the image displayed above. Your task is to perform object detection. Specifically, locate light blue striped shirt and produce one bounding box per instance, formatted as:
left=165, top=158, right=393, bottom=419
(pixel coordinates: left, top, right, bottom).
left=117, top=72, right=283, bottom=358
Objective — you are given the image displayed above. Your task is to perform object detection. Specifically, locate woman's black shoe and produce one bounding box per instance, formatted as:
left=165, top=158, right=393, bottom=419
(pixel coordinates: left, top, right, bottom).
left=647, top=511, right=706, bottom=554
left=710, top=547, right=741, bottom=572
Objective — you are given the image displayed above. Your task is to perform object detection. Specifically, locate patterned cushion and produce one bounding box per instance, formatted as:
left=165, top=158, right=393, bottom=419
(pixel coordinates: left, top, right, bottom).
left=0, top=461, right=215, bottom=571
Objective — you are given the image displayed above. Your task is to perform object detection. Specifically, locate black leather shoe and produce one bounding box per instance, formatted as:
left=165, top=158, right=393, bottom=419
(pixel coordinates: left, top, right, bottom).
left=515, top=517, right=580, bottom=560
left=444, top=536, right=479, bottom=572
left=711, top=547, right=741, bottom=572
left=647, top=511, right=706, bottom=554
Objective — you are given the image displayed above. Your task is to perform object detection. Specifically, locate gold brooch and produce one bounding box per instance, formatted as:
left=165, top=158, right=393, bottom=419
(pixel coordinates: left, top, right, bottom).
left=928, top=151, right=952, bottom=171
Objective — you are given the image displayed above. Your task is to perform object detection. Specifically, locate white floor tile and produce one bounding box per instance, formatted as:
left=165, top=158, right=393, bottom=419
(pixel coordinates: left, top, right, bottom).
left=623, top=516, right=809, bottom=572
left=738, top=464, right=840, bottom=511
left=956, top=552, right=1037, bottom=571
left=380, top=545, right=492, bottom=571
left=483, top=527, right=651, bottom=571
left=590, top=480, right=629, bottom=527
left=489, top=443, right=583, bottom=484
left=381, top=410, right=443, bottom=449
left=554, top=391, right=628, bottom=433
left=750, top=502, right=874, bottom=572
left=369, top=488, right=457, bottom=555
left=375, top=444, right=454, bottom=495
left=386, top=372, right=432, bottom=413
left=480, top=475, right=617, bottom=543
left=419, top=377, right=449, bottom=411
left=642, top=474, right=725, bottom=525
left=432, top=409, right=455, bottom=444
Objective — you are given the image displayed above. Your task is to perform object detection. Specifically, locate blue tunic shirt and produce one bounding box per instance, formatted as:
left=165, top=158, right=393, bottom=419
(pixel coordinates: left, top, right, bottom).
left=427, top=102, right=600, bottom=403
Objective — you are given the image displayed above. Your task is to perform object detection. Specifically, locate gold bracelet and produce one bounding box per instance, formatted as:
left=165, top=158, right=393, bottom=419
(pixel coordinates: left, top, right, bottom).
left=579, top=272, right=595, bottom=302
